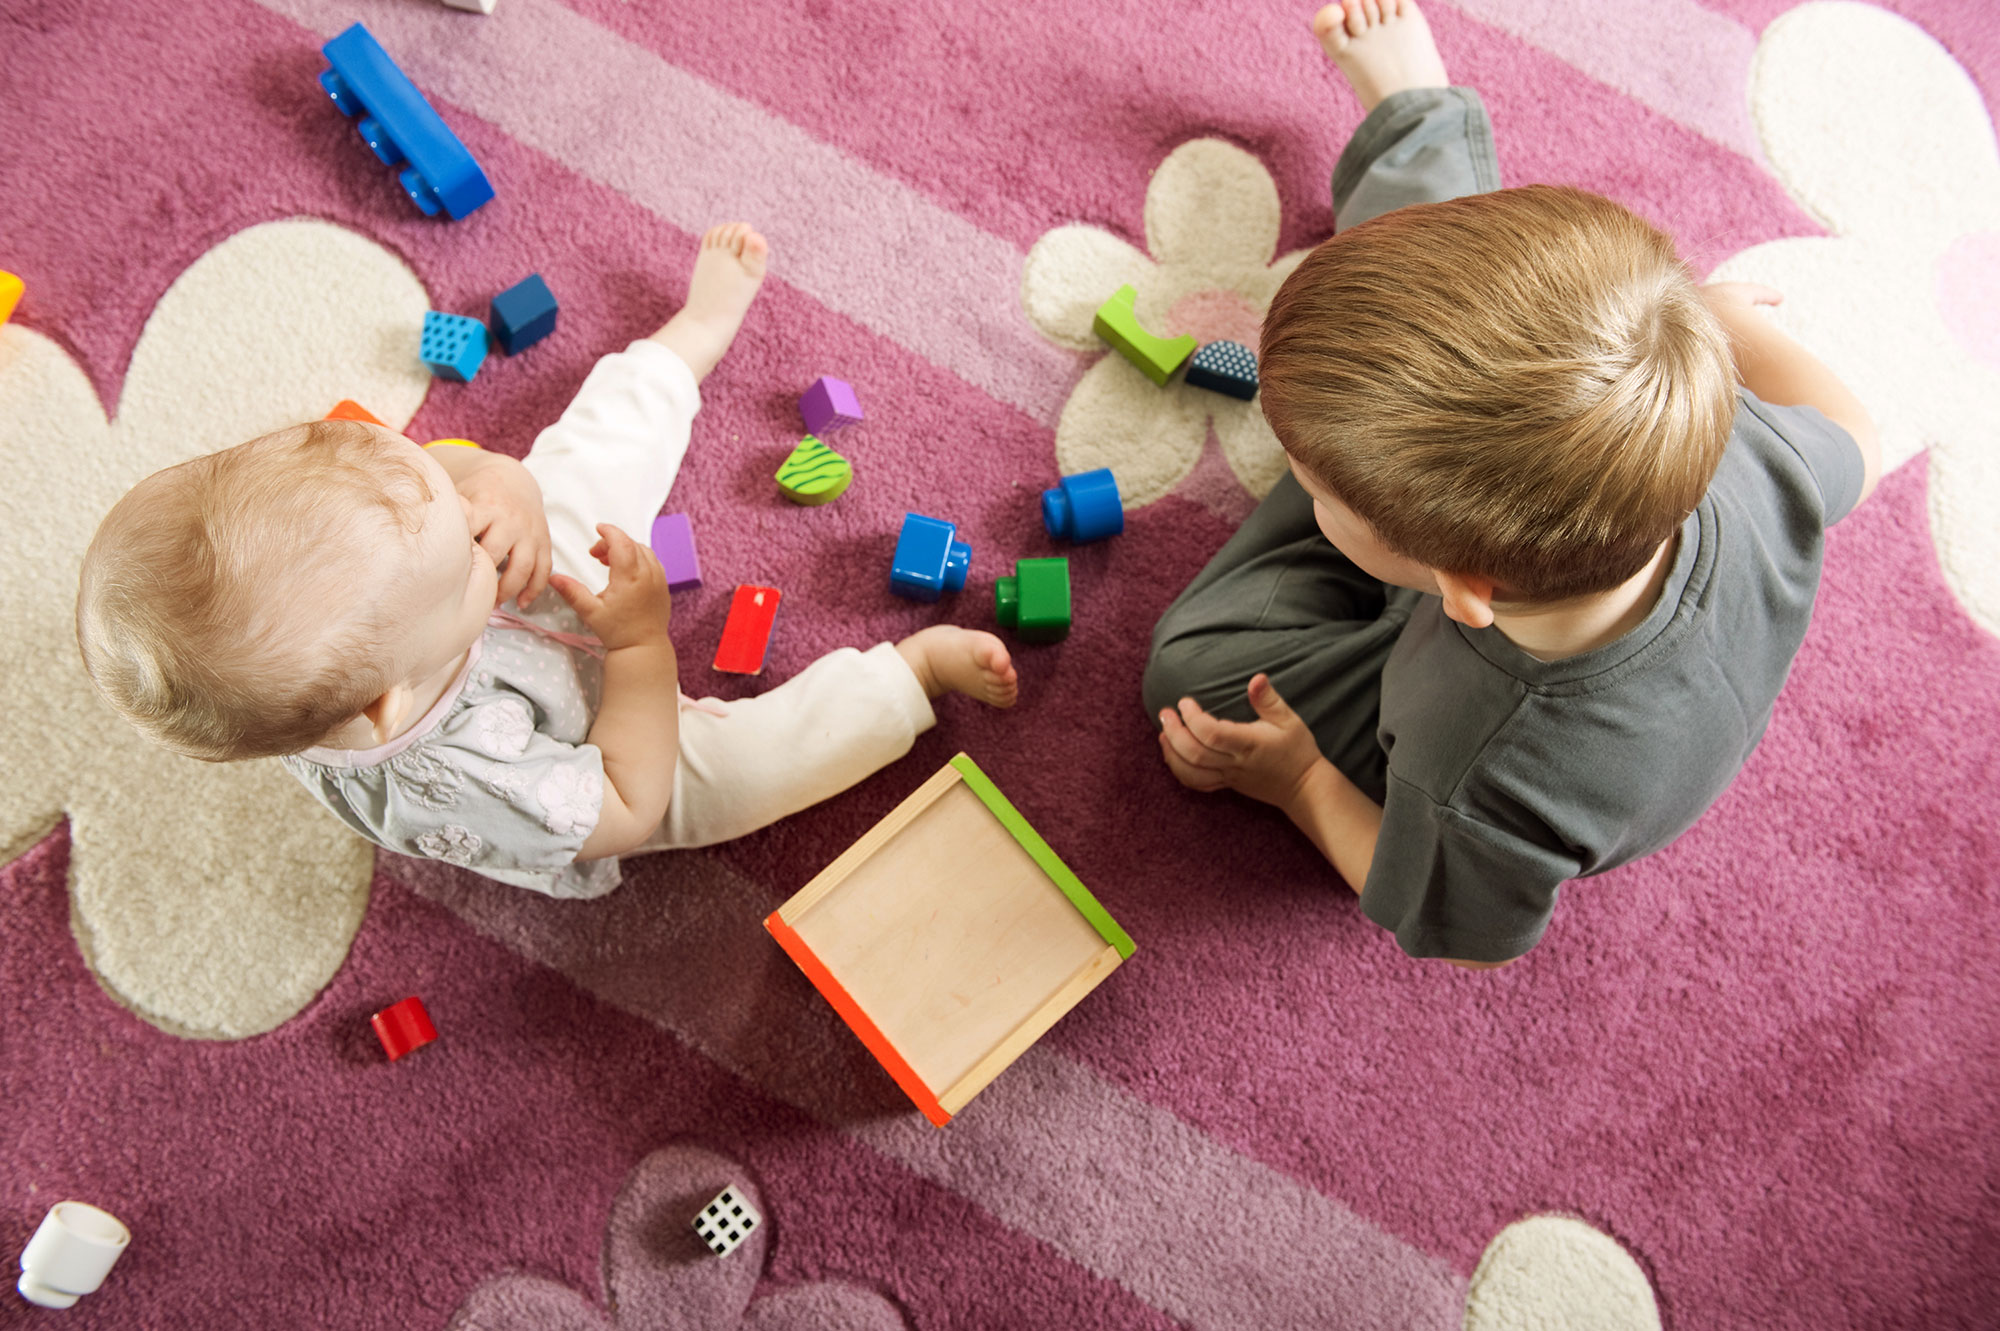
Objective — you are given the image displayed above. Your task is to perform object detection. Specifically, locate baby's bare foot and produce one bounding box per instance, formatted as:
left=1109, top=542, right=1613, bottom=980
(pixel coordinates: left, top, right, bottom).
left=649, top=222, right=769, bottom=380
left=1313, top=0, right=1449, bottom=114
left=895, top=626, right=1019, bottom=707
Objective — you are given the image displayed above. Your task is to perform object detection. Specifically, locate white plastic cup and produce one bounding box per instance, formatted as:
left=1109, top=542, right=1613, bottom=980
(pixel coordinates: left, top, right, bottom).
left=17, top=1202, right=130, bottom=1310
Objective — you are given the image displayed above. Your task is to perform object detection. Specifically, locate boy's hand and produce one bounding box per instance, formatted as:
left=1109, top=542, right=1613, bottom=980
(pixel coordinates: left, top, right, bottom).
left=1157, top=674, right=1324, bottom=811
left=546, top=524, right=673, bottom=651
left=451, top=453, right=553, bottom=610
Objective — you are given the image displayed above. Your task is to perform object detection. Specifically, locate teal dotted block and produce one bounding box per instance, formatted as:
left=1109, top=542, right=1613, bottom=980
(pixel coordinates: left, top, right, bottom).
left=421, top=310, right=489, bottom=383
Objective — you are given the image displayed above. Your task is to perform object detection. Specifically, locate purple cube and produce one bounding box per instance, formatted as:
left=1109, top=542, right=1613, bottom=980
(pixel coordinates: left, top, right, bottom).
left=800, top=375, right=863, bottom=435
left=649, top=512, right=702, bottom=592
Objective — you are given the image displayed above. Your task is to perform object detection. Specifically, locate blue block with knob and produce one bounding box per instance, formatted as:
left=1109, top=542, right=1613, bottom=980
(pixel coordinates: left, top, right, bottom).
left=1041, top=467, right=1124, bottom=544
left=890, top=513, right=971, bottom=603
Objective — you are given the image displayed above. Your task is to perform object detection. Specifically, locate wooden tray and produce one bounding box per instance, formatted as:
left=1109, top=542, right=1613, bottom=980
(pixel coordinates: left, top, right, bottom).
left=765, top=753, right=1134, bottom=1125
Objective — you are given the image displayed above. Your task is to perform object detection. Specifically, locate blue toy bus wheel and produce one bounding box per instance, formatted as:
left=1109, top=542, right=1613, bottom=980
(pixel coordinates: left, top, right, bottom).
left=318, top=71, right=361, bottom=117
left=399, top=168, right=443, bottom=217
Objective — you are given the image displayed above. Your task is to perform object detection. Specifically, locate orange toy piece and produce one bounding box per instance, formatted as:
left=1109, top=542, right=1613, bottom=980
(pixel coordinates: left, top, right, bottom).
left=324, top=399, right=385, bottom=425
left=0, top=271, right=22, bottom=326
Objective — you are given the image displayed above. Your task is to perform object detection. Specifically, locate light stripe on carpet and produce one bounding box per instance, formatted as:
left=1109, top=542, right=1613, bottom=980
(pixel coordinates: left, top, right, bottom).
left=1440, top=0, right=1763, bottom=161
left=248, top=0, right=1082, bottom=427
left=394, top=851, right=1469, bottom=1331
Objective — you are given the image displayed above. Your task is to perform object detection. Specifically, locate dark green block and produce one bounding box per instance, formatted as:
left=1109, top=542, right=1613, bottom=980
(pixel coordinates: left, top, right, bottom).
left=995, top=557, right=1071, bottom=643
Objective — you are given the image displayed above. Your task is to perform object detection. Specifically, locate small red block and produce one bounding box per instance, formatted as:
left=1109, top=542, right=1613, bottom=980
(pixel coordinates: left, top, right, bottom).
left=714, top=585, right=782, bottom=675
left=371, top=996, right=437, bottom=1061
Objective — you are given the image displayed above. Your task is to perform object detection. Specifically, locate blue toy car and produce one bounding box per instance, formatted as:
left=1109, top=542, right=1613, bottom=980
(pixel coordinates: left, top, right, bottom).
left=319, top=23, right=494, bottom=219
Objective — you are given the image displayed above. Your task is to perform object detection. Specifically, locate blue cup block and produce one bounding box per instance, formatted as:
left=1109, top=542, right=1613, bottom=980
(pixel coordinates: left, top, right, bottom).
left=1041, top=468, right=1124, bottom=543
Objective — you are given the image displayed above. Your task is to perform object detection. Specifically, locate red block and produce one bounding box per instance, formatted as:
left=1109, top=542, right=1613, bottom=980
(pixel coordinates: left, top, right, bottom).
left=714, top=585, right=782, bottom=675
left=370, top=996, right=437, bottom=1061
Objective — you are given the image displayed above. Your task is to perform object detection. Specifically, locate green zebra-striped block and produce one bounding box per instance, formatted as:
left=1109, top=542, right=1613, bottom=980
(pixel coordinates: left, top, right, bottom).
left=775, top=434, right=853, bottom=506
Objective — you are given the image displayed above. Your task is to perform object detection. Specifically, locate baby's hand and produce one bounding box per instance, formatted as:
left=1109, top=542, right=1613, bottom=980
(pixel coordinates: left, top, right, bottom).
left=547, top=524, right=673, bottom=651
left=453, top=452, right=553, bottom=610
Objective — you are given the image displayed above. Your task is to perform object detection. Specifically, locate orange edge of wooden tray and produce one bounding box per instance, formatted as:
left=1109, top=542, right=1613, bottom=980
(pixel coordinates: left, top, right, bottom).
left=764, top=910, right=953, bottom=1127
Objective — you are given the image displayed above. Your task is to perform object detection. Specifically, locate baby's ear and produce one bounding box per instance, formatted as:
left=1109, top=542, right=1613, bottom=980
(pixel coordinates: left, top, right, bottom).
left=358, top=683, right=412, bottom=746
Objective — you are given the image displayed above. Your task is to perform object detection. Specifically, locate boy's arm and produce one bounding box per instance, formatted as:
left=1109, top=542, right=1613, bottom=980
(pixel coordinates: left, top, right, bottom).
left=1159, top=677, right=1507, bottom=970
left=1278, top=764, right=1509, bottom=971
left=1703, top=283, right=1883, bottom=506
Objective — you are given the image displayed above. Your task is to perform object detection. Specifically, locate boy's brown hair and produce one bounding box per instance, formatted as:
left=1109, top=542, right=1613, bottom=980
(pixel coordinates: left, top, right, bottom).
left=1260, top=184, right=1736, bottom=603
left=75, top=420, right=435, bottom=762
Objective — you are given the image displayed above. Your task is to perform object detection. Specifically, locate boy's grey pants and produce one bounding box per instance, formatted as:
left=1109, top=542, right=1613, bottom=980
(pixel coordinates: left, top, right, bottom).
left=1141, top=88, right=1501, bottom=803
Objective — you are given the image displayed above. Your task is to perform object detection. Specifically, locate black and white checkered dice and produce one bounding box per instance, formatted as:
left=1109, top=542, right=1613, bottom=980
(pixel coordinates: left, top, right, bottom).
left=1184, top=340, right=1259, bottom=400
left=693, top=1184, right=761, bottom=1257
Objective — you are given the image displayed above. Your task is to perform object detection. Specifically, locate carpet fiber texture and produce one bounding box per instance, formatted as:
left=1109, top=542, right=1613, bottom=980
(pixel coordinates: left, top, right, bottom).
left=3, top=1, right=1998, bottom=1327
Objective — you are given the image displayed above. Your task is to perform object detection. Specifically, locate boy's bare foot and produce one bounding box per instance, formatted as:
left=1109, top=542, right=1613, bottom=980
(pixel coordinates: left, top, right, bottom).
left=895, top=626, right=1020, bottom=707
left=648, top=222, right=769, bottom=381
left=1313, top=0, right=1449, bottom=114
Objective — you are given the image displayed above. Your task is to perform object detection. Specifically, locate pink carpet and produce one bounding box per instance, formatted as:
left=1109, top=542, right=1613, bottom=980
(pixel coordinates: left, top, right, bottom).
left=5, top=1, right=1999, bottom=1326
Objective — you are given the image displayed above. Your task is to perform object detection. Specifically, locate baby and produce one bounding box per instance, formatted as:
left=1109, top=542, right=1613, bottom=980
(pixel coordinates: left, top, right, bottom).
left=76, top=224, right=1018, bottom=899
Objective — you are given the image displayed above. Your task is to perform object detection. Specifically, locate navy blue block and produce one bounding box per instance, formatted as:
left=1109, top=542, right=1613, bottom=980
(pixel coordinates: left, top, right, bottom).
left=490, top=273, right=559, bottom=355
left=1184, top=340, right=1259, bottom=400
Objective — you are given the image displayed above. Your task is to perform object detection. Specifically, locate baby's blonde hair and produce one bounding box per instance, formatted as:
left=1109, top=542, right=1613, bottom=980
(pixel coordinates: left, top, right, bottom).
left=1260, top=185, right=1736, bottom=603
left=76, top=421, right=436, bottom=761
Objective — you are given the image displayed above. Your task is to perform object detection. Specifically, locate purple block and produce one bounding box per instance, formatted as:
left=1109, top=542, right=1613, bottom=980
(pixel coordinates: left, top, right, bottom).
left=799, top=375, right=863, bottom=435
left=649, top=513, right=702, bottom=592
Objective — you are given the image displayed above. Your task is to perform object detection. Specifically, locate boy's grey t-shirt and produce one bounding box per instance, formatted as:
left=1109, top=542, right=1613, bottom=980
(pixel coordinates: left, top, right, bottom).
left=1364, top=393, right=1866, bottom=962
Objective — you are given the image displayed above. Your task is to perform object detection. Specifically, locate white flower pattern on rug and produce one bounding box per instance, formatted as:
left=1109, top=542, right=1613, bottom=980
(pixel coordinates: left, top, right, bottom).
left=1711, top=0, right=2000, bottom=636
left=1020, top=139, right=1311, bottom=515
left=0, top=218, right=432, bottom=1039
left=447, top=1144, right=908, bottom=1331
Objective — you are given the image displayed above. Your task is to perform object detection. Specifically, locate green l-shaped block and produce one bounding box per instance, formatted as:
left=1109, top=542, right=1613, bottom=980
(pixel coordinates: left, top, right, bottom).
left=1092, top=284, right=1196, bottom=386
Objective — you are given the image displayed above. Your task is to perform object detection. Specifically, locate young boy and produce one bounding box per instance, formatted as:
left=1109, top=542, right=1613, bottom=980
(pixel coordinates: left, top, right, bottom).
left=77, top=224, right=1017, bottom=900
left=1144, top=1, right=1882, bottom=967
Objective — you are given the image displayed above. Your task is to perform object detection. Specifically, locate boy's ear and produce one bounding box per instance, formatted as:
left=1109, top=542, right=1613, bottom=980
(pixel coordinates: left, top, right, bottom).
left=1434, top=570, right=1498, bottom=629
left=361, top=685, right=413, bottom=746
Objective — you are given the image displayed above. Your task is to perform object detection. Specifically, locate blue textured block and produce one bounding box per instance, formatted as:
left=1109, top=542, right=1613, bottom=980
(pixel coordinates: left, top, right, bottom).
left=490, top=273, right=558, bottom=354
left=890, top=513, right=971, bottom=603
left=320, top=23, right=495, bottom=219
left=1184, top=340, right=1259, bottom=400
left=420, top=311, right=489, bottom=383
left=1042, top=467, right=1124, bottom=544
